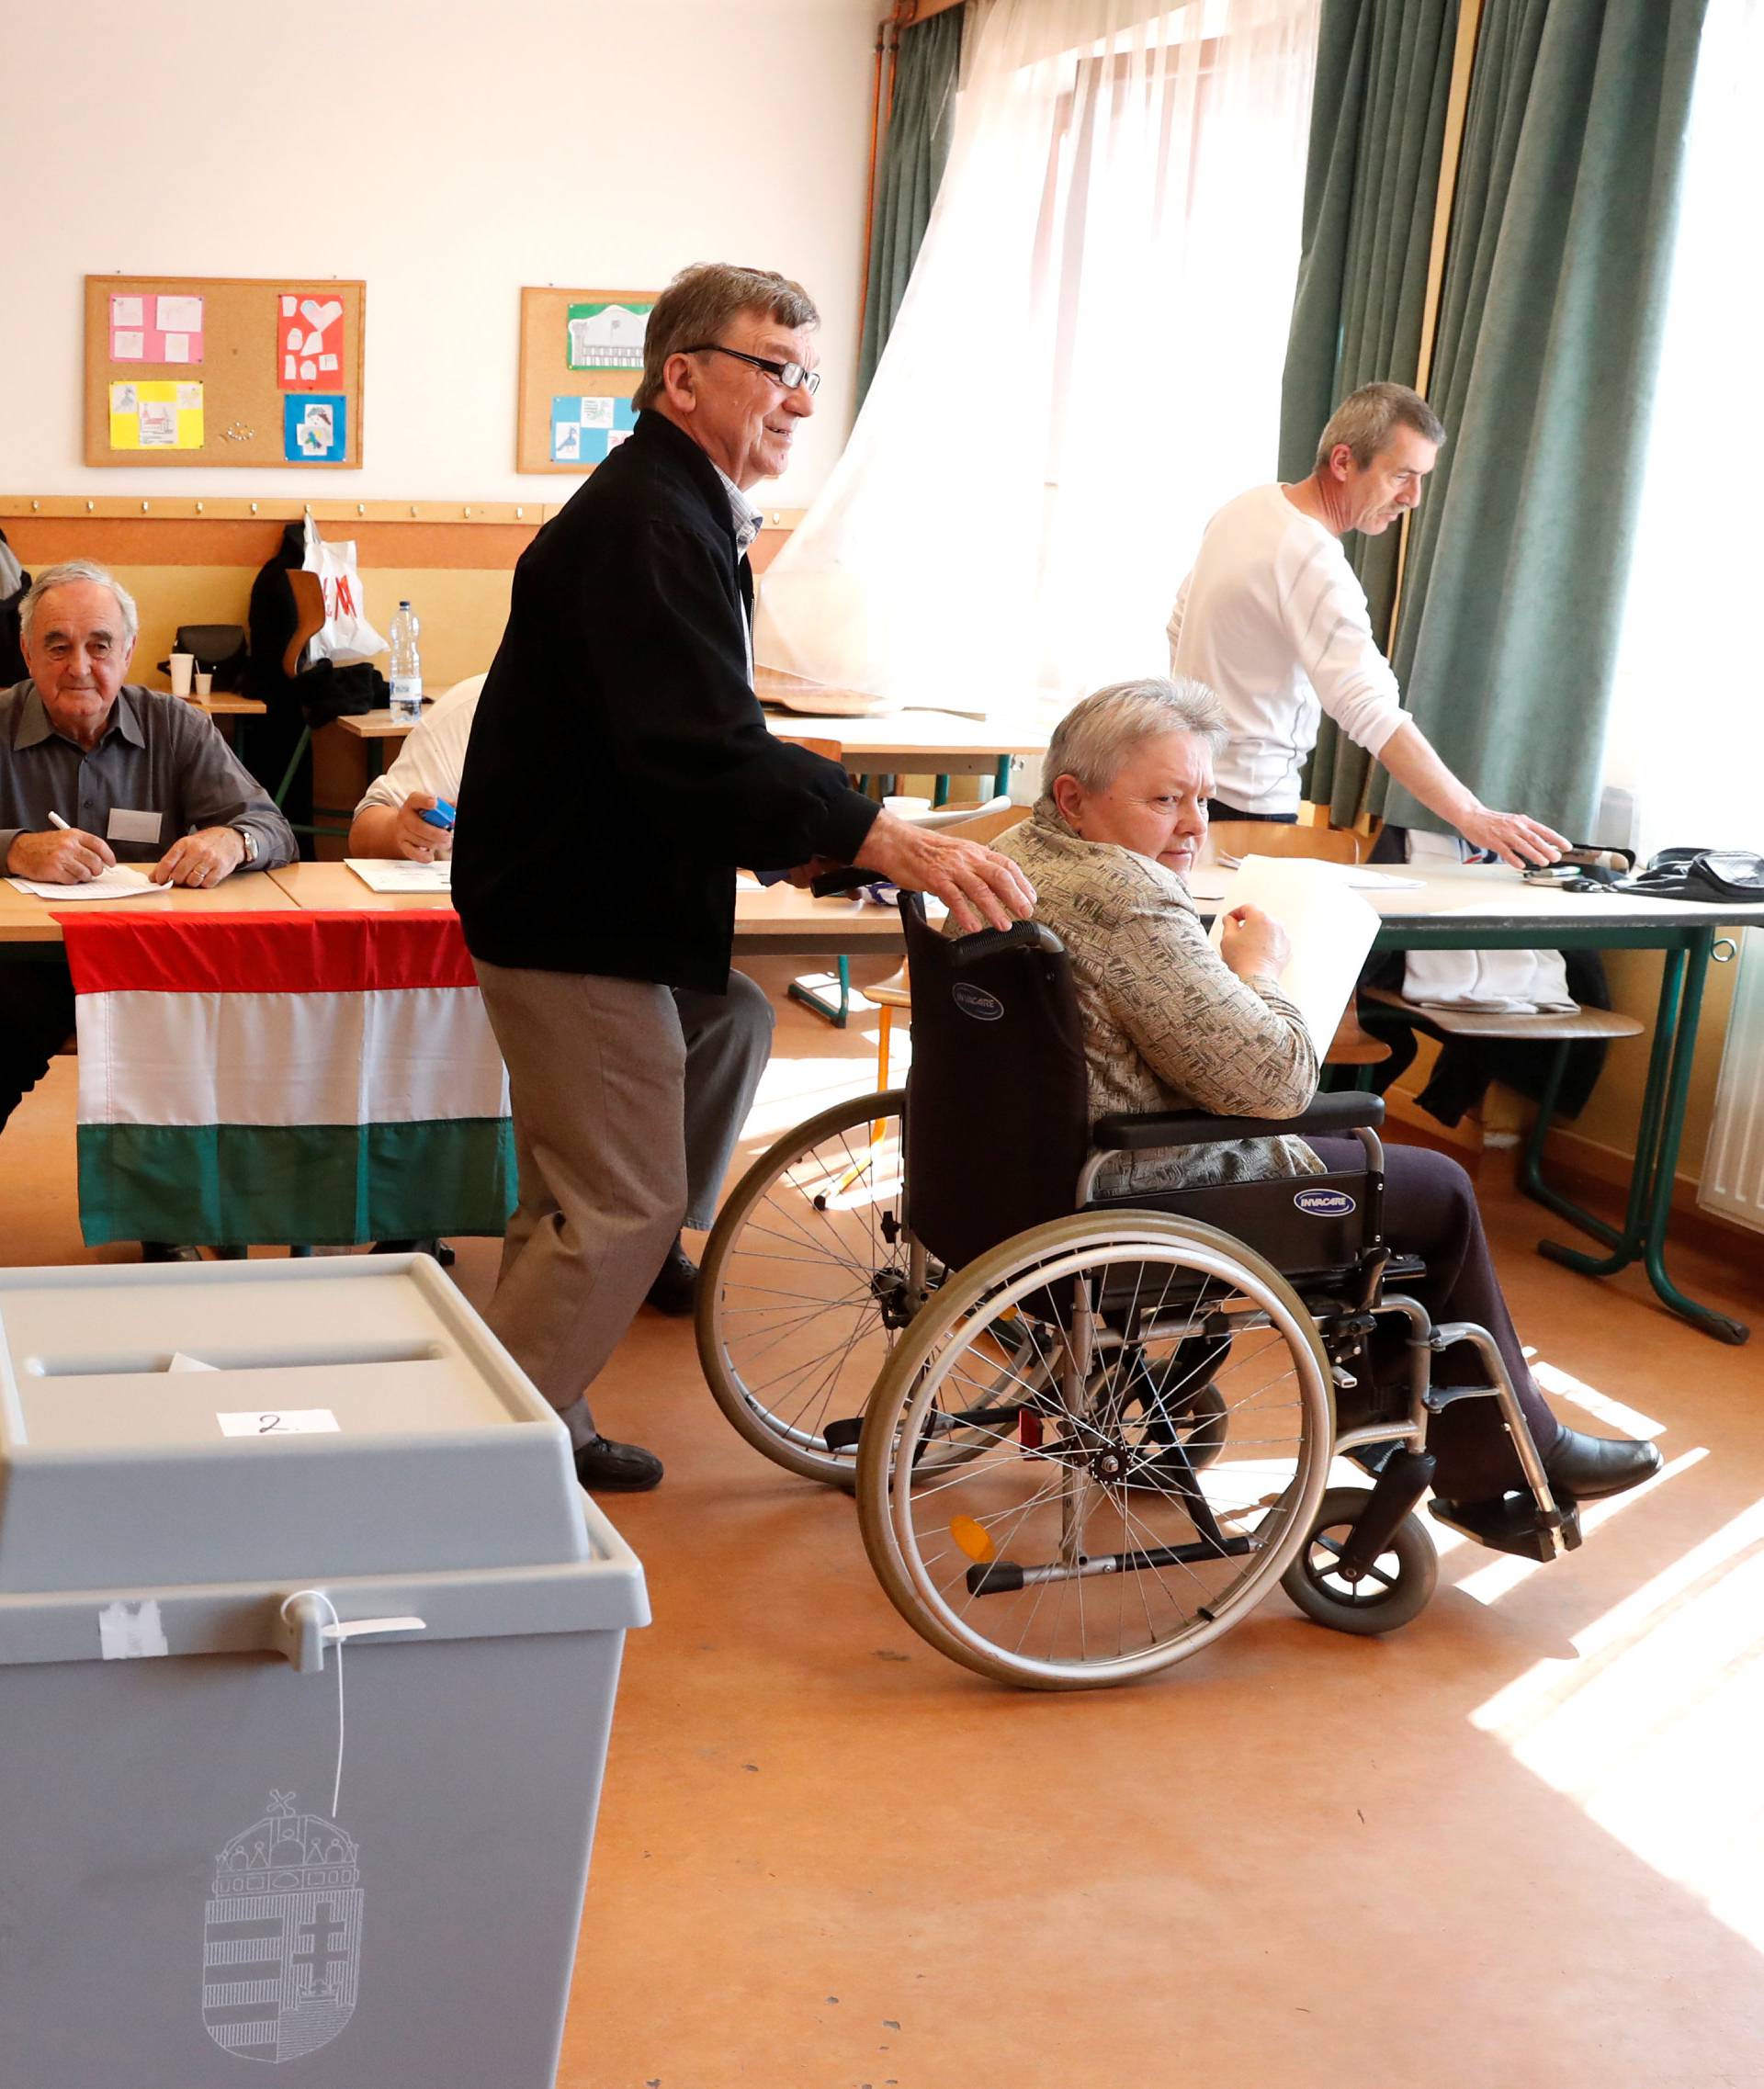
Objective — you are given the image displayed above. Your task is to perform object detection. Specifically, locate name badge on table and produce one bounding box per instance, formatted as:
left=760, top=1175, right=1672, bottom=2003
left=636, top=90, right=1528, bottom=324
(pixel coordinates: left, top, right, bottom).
left=107, top=807, right=163, bottom=844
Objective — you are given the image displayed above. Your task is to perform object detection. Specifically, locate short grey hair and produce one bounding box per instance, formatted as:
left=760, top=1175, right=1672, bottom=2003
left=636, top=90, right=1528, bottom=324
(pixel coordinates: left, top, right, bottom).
left=633, top=262, right=820, bottom=412
left=19, top=559, right=140, bottom=650
left=1315, top=381, right=1445, bottom=470
left=1043, top=676, right=1227, bottom=796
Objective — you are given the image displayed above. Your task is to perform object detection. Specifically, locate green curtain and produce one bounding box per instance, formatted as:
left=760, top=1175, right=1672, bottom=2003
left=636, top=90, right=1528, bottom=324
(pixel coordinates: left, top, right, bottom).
left=856, top=6, right=965, bottom=407
left=1385, top=0, right=1709, bottom=839
left=1278, top=0, right=1459, bottom=825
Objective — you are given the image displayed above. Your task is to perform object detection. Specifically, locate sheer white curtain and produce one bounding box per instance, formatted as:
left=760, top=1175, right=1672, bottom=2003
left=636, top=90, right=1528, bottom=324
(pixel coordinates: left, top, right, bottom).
left=756, top=0, right=1321, bottom=715
left=1600, top=0, right=1764, bottom=860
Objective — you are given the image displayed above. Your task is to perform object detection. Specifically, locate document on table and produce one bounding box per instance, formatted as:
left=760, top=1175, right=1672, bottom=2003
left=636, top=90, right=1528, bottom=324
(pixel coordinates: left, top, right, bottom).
left=1212, top=852, right=1420, bottom=890
left=345, top=856, right=452, bottom=893
left=1207, top=854, right=1381, bottom=1057
left=10, top=864, right=171, bottom=900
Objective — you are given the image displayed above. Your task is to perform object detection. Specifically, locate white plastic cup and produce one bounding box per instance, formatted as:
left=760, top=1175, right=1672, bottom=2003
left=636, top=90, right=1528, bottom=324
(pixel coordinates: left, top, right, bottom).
left=169, top=652, right=195, bottom=698
left=883, top=794, right=931, bottom=819
left=193, top=669, right=213, bottom=698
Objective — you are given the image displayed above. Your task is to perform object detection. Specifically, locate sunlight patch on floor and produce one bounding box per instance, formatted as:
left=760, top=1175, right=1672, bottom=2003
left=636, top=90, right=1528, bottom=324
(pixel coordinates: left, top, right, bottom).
left=1471, top=1485, right=1764, bottom=1952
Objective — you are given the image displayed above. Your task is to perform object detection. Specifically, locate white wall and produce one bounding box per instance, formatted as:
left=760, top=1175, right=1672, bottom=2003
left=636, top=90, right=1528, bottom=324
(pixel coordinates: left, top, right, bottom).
left=0, top=0, right=877, bottom=504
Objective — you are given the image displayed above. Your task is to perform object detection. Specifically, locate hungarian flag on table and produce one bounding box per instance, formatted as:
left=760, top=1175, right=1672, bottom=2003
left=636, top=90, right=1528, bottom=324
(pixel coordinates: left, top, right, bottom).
left=60, top=910, right=516, bottom=1247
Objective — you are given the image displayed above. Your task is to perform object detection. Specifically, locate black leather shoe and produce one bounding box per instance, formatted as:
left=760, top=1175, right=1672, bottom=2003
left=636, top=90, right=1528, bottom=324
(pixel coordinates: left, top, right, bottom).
left=573, top=1434, right=664, bottom=1493
left=141, top=1242, right=203, bottom=1263
left=1544, top=1426, right=1663, bottom=1502
left=644, top=1237, right=698, bottom=1316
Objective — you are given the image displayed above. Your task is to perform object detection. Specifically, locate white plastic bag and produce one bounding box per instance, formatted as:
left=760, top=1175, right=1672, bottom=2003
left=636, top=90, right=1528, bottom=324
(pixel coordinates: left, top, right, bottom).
left=301, top=514, right=388, bottom=665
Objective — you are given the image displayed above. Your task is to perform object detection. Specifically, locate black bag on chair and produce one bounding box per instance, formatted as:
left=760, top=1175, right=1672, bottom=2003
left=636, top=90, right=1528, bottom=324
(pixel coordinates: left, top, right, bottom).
left=157, top=624, right=250, bottom=692
left=297, top=657, right=387, bottom=724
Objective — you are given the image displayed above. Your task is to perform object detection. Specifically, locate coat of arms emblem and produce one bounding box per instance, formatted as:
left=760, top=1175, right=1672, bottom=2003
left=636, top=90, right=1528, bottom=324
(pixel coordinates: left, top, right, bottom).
left=201, top=1790, right=363, bottom=2063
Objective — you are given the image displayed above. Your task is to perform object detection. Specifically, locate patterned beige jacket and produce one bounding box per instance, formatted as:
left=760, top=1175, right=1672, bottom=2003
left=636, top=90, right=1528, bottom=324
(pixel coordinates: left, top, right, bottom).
left=988, top=807, right=1323, bottom=1196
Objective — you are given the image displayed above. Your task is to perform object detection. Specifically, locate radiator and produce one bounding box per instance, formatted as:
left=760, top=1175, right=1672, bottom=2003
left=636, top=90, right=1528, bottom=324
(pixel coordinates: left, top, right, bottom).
left=1698, top=930, right=1764, bottom=1235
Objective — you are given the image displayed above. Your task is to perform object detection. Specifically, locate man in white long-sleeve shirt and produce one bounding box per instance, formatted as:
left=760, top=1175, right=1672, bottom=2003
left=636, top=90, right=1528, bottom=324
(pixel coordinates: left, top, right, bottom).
left=1168, top=381, right=1565, bottom=868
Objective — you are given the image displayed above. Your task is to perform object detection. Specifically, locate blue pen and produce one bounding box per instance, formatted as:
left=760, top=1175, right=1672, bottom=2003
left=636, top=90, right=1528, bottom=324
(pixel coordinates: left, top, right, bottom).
left=416, top=798, right=457, bottom=831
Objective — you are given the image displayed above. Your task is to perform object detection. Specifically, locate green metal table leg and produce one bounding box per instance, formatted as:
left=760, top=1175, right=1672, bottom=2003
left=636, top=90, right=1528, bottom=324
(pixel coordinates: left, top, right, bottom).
left=786, top=954, right=852, bottom=1029
left=933, top=773, right=951, bottom=807
left=995, top=755, right=1012, bottom=797
left=1518, top=1040, right=1622, bottom=1249
left=1640, top=932, right=1748, bottom=1343
left=1538, top=948, right=1683, bottom=1279
left=1540, top=932, right=1748, bottom=1343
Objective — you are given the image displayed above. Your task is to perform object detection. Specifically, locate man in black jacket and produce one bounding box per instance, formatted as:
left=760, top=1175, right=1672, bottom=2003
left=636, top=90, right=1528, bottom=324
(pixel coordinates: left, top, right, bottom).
left=455, top=263, right=1032, bottom=1493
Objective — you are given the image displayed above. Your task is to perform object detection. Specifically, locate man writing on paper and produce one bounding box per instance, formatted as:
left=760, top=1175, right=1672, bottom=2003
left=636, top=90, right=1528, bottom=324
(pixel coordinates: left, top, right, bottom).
left=1169, top=382, right=1566, bottom=868
left=349, top=672, right=773, bottom=1318
left=453, top=263, right=1034, bottom=1495
left=0, top=561, right=295, bottom=1165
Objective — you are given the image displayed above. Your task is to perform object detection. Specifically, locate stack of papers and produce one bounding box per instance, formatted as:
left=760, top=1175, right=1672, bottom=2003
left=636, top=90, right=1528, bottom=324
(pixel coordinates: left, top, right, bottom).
left=10, top=864, right=170, bottom=901
left=344, top=857, right=452, bottom=894
left=1205, top=855, right=1382, bottom=1057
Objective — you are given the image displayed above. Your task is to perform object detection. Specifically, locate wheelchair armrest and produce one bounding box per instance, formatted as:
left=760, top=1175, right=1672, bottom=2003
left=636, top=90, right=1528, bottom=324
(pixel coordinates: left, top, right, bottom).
left=1092, top=1090, right=1385, bottom=1153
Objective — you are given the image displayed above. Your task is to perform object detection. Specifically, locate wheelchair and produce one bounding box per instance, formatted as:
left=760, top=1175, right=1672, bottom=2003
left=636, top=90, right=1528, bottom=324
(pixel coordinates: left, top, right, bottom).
left=697, top=895, right=1579, bottom=1689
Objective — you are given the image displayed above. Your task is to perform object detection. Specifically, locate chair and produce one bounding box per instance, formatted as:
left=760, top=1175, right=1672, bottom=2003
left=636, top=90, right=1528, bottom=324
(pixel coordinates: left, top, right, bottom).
left=1206, top=819, right=1390, bottom=1074
left=267, top=570, right=352, bottom=841
left=1358, top=986, right=1644, bottom=1221
left=852, top=799, right=1026, bottom=1087
left=696, top=896, right=1574, bottom=1690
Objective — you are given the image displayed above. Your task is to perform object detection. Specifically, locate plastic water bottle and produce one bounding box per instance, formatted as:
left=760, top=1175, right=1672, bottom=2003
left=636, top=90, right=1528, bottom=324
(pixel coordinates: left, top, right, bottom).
left=388, top=602, right=423, bottom=722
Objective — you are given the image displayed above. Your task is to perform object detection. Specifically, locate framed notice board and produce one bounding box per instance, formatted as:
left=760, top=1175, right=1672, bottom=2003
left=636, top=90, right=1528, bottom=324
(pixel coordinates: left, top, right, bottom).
left=516, top=286, right=659, bottom=474
left=84, top=274, right=366, bottom=469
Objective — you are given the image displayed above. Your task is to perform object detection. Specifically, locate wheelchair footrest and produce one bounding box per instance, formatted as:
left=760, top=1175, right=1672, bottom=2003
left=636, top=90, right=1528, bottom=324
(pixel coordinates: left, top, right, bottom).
left=1429, top=1492, right=1583, bottom=1564
left=821, top=1416, right=865, bottom=1451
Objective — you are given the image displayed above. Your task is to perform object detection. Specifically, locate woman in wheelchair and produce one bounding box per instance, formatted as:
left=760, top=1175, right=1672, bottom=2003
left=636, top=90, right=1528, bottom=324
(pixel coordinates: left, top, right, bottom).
left=993, top=675, right=1659, bottom=1519
left=696, top=673, right=1661, bottom=1688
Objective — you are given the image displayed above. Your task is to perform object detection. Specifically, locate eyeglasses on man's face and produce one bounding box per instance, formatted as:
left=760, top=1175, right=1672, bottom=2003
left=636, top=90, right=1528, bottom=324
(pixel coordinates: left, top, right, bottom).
left=683, top=344, right=821, bottom=395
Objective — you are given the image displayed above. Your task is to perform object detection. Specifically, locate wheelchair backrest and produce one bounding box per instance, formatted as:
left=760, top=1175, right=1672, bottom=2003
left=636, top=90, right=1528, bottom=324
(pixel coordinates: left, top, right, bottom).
left=900, top=892, right=1090, bottom=1271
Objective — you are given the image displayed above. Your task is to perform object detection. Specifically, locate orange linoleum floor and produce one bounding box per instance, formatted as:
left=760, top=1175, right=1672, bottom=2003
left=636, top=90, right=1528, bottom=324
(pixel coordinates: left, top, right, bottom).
left=3, top=956, right=1761, bottom=2089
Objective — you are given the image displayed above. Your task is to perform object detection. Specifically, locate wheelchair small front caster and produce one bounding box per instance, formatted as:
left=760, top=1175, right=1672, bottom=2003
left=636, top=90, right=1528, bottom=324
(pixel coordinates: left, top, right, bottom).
left=1281, top=1485, right=1438, bottom=1635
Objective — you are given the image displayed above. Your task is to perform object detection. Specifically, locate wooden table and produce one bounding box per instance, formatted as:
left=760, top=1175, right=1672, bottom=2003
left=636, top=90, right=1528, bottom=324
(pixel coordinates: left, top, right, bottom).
left=324, top=698, right=1048, bottom=796
left=0, top=869, right=299, bottom=946
left=1230, top=861, right=1764, bottom=1343
left=263, top=863, right=919, bottom=955
left=14, top=857, right=1757, bottom=1338
left=141, top=684, right=269, bottom=718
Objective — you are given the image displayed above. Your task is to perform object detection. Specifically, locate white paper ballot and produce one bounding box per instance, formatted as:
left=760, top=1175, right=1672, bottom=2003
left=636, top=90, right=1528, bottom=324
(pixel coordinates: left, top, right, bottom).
left=345, top=856, right=452, bottom=893
left=9, top=864, right=172, bottom=901
left=1207, top=855, right=1381, bottom=1056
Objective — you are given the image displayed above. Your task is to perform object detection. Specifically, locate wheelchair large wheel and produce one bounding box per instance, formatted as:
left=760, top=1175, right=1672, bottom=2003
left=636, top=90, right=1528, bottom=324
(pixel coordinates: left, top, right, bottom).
left=856, top=1211, right=1334, bottom=1689
left=697, top=1088, right=919, bottom=1486
left=1280, top=1486, right=1437, bottom=1636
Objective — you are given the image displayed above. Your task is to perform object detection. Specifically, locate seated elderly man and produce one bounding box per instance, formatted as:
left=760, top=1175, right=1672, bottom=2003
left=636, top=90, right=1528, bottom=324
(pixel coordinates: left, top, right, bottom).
left=346, top=672, right=769, bottom=1313
left=0, top=560, right=296, bottom=1249
left=987, top=675, right=1659, bottom=1518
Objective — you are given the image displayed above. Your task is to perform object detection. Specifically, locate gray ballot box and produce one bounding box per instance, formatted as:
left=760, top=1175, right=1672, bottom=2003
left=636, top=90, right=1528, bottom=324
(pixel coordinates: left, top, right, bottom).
left=0, top=1255, right=649, bottom=2089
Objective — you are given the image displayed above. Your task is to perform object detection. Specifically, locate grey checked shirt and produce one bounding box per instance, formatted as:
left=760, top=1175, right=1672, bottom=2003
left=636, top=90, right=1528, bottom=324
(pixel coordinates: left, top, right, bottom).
left=712, top=464, right=763, bottom=685
left=0, top=681, right=297, bottom=873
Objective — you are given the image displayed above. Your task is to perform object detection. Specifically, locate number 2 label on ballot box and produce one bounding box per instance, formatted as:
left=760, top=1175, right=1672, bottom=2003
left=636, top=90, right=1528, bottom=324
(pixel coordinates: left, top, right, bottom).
left=217, top=1409, right=342, bottom=1437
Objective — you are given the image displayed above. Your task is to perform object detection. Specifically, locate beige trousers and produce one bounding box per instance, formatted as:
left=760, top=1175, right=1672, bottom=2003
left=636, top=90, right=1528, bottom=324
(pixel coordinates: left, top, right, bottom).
left=473, top=961, right=695, bottom=1446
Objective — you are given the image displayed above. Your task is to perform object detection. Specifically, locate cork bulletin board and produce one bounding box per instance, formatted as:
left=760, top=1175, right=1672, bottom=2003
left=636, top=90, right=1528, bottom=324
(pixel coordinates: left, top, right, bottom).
left=84, top=274, right=366, bottom=469
left=516, top=285, right=659, bottom=474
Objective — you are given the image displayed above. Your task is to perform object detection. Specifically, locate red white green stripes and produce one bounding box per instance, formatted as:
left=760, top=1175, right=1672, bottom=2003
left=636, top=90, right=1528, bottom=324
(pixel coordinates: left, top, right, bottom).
left=62, top=911, right=515, bottom=1247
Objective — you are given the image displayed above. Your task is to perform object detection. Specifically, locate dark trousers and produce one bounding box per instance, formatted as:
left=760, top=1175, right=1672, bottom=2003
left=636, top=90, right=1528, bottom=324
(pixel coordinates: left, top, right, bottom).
left=0, top=960, right=76, bottom=1136
left=1309, top=1138, right=1561, bottom=1499
left=1205, top=800, right=1297, bottom=824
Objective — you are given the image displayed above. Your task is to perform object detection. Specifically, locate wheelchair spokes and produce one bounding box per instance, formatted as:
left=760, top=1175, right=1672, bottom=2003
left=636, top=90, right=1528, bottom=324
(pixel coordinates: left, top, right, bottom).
left=856, top=1214, right=1334, bottom=1688
left=698, top=1089, right=921, bottom=1486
